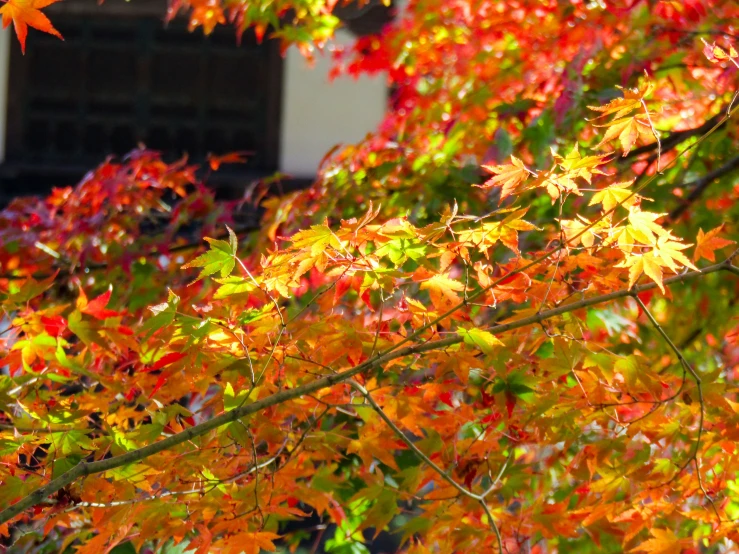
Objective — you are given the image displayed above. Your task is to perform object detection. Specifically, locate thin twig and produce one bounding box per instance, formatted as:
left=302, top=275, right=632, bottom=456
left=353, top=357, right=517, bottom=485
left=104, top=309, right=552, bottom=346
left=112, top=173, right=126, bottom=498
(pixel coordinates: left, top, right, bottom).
left=632, top=295, right=718, bottom=521
left=668, top=154, right=739, bottom=221
left=348, top=380, right=505, bottom=552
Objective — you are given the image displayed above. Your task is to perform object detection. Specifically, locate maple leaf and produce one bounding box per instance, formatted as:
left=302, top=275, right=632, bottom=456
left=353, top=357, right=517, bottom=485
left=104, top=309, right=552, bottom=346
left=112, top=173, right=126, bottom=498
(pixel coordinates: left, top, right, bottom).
left=693, top=226, right=735, bottom=262
left=630, top=528, right=690, bottom=554
left=626, top=208, right=669, bottom=245
left=588, top=82, right=654, bottom=121
left=553, top=145, right=609, bottom=186
left=701, top=38, right=738, bottom=64
left=616, top=252, right=663, bottom=291
left=594, top=115, right=655, bottom=156
left=290, top=223, right=343, bottom=256
left=458, top=327, right=503, bottom=355
left=78, top=287, right=119, bottom=320
left=478, top=156, right=536, bottom=201
left=207, top=151, right=251, bottom=171
left=652, top=236, right=696, bottom=272
left=456, top=208, right=538, bottom=255
left=616, top=237, right=695, bottom=293
left=589, top=82, right=657, bottom=156
left=183, top=226, right=238, bottom=283
left=187, top=0, right=226, bottom=35
left=589, top=182, right=639, bottom=213
left=0, top=0, right=62, bottom=54
left=560, top=215, right=609, bottom=248
left=419, top=272, right=466, bottom=312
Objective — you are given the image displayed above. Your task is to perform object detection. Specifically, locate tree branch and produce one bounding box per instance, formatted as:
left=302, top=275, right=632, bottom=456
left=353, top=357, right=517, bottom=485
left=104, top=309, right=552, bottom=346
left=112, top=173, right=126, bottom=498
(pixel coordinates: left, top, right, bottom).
left=348, top=380, right=504, bottom=552
left=668, top=154, right=739, bottom=221
left=0, top=224, right=260, bottom=281
left=1, top=258, right=736, bottom=525
left=623, top=111, right=726, bottom=161
left=633, top=295, right=721, bottom=522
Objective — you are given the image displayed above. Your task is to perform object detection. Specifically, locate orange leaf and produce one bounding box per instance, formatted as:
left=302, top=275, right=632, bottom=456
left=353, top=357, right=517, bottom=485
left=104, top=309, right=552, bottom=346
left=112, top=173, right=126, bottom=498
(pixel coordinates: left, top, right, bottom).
left=207, top=151, right=252, bottom=171
left=693, top=226, right=735, bottom=262
left=478, top=155, right=535, bottom=201
left=0, top=0, right=63, bottom=54
left=630, top=527, right=690, bottom=554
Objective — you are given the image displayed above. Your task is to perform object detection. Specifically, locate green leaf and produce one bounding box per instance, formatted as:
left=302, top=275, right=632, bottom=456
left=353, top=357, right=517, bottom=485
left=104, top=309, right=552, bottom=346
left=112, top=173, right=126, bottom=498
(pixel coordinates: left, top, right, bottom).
left=458, top=327, right=503, bottom=355
left=67, top=310, right=107, bottom=349
left=182, top=227, right=238, bottom=283
left=213, top=276, right=257, bottom=299
left=142, top=289, right=180, bottom=336
left=52, top=455, right=82, bottom=480
left=223, top=382, right=255, bottom=411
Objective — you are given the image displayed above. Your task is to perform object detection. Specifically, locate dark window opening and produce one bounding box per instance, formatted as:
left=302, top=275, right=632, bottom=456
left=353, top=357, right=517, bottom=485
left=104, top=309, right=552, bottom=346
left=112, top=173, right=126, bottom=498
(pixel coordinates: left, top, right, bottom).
left=2, top=10, right=283, bottom=199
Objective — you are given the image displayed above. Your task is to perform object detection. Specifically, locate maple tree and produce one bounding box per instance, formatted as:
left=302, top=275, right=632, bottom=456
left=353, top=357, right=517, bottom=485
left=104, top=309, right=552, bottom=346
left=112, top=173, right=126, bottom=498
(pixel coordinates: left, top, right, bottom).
left=1, top=0, right=739, bottom=553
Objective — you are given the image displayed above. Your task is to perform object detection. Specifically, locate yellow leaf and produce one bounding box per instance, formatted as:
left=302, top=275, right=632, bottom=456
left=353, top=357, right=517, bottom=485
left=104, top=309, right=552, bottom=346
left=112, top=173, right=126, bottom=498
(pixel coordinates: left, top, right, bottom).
left=290, top=223, right=342, bottom=256
left=616, top=252, right=663, bottom=292
left=420, top=273, right=465, bottom=311
left=627, top=209, right=668, bottom=245
left=641, top=253, right=664, bottom=293
left=554, top=145, right=609, bottom=181
left=458, top=327, right=503, bottom=355
left=595, top=116, right=654, bottom=156
left=589, top=82, right=657, bottom=155
left=589, top=182, right=638, bottom=212
left=652, top=236, right=697, bottom=272
left=588, top=82, right=654, bottom=120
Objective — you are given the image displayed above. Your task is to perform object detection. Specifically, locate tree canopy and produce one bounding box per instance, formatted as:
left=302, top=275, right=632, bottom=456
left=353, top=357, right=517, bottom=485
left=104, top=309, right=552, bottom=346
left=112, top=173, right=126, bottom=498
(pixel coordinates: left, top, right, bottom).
left=1, top=0, right=739, bottom=552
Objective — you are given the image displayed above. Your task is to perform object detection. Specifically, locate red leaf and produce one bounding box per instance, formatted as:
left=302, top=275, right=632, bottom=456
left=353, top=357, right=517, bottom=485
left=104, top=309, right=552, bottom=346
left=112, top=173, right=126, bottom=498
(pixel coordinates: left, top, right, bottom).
left=505, top=391, right=516, bottom=418
left=81, top=288, right=118, bottom=319
left=148, top=375, right=168, bottom=398
left=463, top=467, right=477, bottom=488
left=207, top=151, right=251, bottom=171
left=145, top=352, right=186, bottom=373
left=438, top=391, right=454, bottom=408
left=41, top=315, right=66, bottom=337
left=636, top=290, right=654, bottom=316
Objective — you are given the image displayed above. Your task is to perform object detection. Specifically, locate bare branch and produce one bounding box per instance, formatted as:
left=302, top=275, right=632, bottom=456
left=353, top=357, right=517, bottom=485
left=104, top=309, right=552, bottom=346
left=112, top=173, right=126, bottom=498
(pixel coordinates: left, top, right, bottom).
left=668, top=154, right=739, bottom=221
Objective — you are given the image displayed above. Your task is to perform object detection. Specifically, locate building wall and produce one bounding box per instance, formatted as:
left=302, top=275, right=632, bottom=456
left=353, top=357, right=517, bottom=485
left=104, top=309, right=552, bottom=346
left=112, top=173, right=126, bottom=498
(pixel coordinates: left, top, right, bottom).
left=0, top=29, right=11, bottom=163
left=280, top=30, right=388, bottom=178
left=0, top=26, right=388, bottom=178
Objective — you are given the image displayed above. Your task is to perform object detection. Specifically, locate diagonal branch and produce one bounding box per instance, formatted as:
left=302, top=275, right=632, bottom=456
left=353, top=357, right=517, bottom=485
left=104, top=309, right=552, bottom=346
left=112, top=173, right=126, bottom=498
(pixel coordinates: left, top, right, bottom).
left=0, top=258, right=736, bottom=525
left=623, top=111, right=726, bottom=161
left=348, top=380, right=505, bottom=552
left=632, top=295, right=720, bottom=522
left=668, top=154, right=739, bottom=221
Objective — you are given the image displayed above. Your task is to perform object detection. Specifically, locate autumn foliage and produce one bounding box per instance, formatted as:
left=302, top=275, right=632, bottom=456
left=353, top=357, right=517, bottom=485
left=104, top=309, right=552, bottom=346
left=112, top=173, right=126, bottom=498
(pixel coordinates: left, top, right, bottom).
left=1, top=0, right=739, bottom=553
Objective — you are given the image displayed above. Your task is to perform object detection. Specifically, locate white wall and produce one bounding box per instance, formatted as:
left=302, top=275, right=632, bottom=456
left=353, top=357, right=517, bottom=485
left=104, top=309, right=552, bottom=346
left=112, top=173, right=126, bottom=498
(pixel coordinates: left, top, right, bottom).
left=0, top=28, right=10, bottom=162
left=279, top=30, right=388, bottom=178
